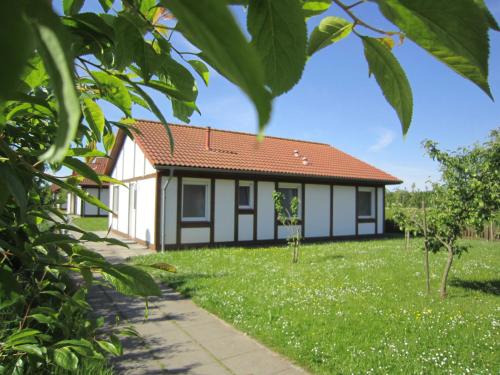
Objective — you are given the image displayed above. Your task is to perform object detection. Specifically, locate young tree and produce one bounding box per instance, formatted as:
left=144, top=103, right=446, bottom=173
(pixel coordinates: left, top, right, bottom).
left=273, top=192, right=301, bottom=263
left=422, top=131, right=499, bottom=298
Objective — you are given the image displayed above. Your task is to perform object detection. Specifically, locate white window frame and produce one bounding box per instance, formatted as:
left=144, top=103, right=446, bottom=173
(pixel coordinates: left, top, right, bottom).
left=277, top=182, right=302, bottom=218
left=181, top=178, right=210, bottom=221
left=357, top=187, right=375, bottom=219
left=238, top=181, right=254, bottom=209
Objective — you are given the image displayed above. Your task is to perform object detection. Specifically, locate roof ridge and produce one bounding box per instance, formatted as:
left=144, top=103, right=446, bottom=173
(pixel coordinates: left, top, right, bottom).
left=133, top=119, right=331, bottom=147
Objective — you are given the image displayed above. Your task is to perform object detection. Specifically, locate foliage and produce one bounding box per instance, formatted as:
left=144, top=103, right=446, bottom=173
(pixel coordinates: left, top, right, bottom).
left=133, top=238, right=500, bottom=375
left=393, top=130, right=500, bottom=298
left=0, top=0, right=497, bottom=372
left=273, top=191, right=301, bottom=263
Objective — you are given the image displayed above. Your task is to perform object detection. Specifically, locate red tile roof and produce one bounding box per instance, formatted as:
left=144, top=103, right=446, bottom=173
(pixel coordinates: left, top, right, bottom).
left=126, top=120, right=401, bottom=184
left=78, top=157, right=110, bottom=186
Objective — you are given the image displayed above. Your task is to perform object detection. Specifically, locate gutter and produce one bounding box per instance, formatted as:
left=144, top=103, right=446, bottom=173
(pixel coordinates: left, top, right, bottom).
left=160, top=167, right=175, bottom=252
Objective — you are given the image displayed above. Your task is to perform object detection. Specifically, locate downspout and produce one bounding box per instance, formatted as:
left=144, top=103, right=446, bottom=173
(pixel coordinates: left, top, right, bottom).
left=160, top=167, right=175, bottom=252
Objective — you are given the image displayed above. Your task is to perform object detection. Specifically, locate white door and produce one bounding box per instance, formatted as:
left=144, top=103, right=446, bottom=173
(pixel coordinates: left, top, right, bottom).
left=128, top=183, right=136, bottom=238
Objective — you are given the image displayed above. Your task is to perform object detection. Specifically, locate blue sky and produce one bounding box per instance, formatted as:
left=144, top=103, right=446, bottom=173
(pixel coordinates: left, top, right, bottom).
left=77, top=1, right=500, bottom=190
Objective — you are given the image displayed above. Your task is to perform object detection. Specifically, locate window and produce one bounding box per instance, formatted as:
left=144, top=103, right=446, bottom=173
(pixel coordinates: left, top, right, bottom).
left=112, top=186, right=119, bottom=214
left=357, top=190, right=373, bottom=218
left=277, top=186, right=299, bottom=217
left=238, top=182, right=253, bottom=209
left=182, top=182, right=209, bottom=221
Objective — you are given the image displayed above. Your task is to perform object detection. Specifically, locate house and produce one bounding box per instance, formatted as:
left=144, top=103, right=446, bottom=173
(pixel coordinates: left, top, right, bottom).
left=106, top=120, right=401, bottom=250
left=65, top=157, right=110, bottom=217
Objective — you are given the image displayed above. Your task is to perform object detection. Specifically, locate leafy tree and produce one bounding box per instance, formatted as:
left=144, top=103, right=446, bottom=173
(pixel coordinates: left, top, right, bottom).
left=273, top=192, right=301, bottom=263
left=0, top=0, right=497, bottom=371
left=394, top=131, right=499, bottom=298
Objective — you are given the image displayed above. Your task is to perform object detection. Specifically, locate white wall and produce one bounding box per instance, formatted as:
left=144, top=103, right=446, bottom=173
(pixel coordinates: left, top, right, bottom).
left=122, top=137, right=135, bottom=180
left=117, top=184, right=129, bottom=234
left=333, top=185, right=355, bottom=236
left=161, top=176, right=178, bottom=246
left=305, top=184, right=330, bottom=238
left=377, top=187, right=384, bottom=234
left=182, top=228, right=210, bottom=244
left=214, top=179, right=235, bottom=243
left=135, top=178, right=156, bottom=246
left=257, top=181, right=274, bottom=240
left=278, top=225, right=301, bottom=240
left=238, top=215, right=253, bottom=241
left=359, top=223, right=376, bottom=235
left=75, top=196, right=82, bottom=216
left=83, top=188, right=99, bottom=215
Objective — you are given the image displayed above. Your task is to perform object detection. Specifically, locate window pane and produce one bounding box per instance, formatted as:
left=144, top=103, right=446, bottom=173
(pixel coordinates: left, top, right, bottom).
left=278, top=188, right=299, bottom=216
left=358, top=191, right=372, bottom=217
left=239, top=186, right=250, bottom=207
left=183, top=184, right=206, bottom=218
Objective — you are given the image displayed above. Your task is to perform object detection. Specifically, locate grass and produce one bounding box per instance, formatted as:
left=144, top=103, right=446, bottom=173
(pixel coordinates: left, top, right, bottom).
left=133, top=238, right=499, bottom=374
left=72, top=216, right=108, bottom=232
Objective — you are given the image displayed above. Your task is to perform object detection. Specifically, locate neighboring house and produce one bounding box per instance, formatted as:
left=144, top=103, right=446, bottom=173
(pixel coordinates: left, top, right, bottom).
left=106, top=120, right=401, bottom=250
left=65, top=157, right=110, bottom=217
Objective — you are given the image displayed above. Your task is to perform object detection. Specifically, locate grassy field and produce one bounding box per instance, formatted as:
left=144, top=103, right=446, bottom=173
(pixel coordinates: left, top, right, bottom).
left=72, top=216, right=108, bottom=232
left=133, top=238, right=499, bottom=374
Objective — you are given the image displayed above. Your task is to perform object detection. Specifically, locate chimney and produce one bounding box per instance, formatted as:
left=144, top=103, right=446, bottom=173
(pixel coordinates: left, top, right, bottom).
left=205, top=126, right=211, bottom=151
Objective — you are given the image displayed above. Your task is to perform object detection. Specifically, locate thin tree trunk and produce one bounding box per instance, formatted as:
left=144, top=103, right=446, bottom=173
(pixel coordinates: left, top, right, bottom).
left=490, top=221, right=494, bottom=241
left=440, top=247, right=454, bottom=299
left=422, top=200, right=430, bottom=295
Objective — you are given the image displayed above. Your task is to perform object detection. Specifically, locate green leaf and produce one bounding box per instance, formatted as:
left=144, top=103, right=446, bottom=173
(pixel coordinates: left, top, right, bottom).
left=161, top=56, right=197, bottom=101
left=80, top=232, right=128, bottom=248
left=377, top=0, right=492, bottom=98
left=98, top=0, right=114, bottom=12
left=101, top=264, right=161, bottom=297
left=83, top=98, right=105, bottom=142
left=302, top=0, right=332, bottom=17
left=28, top=2, right=81, bottom=163
left=66, top=148, right=106, bottom=158
left=0, top=1, right=34, bottom=100
left=63, top=0, right=85, bottom=15
left=0, top=164, right=27, bottom=217
left=41, top=173, right=112, bottom=213
left=5, top=329, right=41, bottom=347
left=247, top=0, right=307, bottom=96
left=63, top=156, right=101, bottom=185
left=33, top=232, right=78, bottom=246
left=103, top=130, right=115, bottom=152
left=362, top=37, right=413, bottom=134
left=12, top=344, right=45, bottom=358
left=54, top=347, right=79, bottom=371
left=96, top=340, right=122, bottom=356
left=146, top=263, right=177, bottom=273
left=308, top=16, right=353, bottom=56
left=130, top=82, right=174, bottom=154
left=472, top=0, right=499, bottom=31
left=164, top=0, right=271, bottom=131
left=188, top=60, right=210, bottom=86
left=0, top=265, right=22, bottom=309
left=172, top=99, right=198, bottom=123
left=92, top=71, right=132, bottom=117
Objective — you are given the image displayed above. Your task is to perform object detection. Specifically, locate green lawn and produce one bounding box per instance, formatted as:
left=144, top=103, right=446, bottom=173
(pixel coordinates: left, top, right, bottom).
left=132, top=239, right=499, bottom=374
left=72, top=216, right=109, bottom=231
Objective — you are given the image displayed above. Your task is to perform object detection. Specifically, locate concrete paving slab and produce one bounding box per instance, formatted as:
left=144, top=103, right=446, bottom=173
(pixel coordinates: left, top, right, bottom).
left=86, top=234, right=309, bottom=375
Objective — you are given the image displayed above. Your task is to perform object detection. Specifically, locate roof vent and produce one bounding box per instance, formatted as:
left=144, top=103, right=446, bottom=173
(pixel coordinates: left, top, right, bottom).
left=205, top=126, right=211, bottom=151
left=302, top=157, right=309, bottom=166
left=293, top=149, right=300, bottom=157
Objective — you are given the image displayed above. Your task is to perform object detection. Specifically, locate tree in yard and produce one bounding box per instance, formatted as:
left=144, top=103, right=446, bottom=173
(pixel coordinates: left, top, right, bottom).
left=422, top=131, right=499, bottom=298
left=273, top=191, right=301, bottom=263
left=0, top=0, right=498, bottom=372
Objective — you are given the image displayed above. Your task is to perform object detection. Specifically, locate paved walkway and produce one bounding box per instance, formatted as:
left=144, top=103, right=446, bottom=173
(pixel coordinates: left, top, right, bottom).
left=87, top=234, right=308, bottom=375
